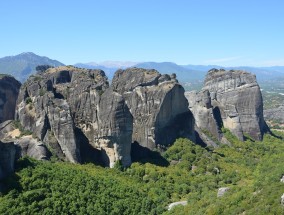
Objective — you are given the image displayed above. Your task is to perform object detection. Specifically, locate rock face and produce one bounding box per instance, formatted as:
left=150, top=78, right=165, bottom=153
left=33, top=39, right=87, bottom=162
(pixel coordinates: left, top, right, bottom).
left=217, top=187, right=230, bottom=197
left=0, top=120, right=50, bottom=161
left=168, top=201, right=188, bottom=210
left=112, top=68, right=195, bottom=151
left=15, top=66, right=194, bottom=166
left=0, top=141, right=16, bottom=180
left=15, top=137, right=49, bottom=160
left=186, top=69, right=268, bottom=141
left=0, top=75, right=21, bottom=123
left=281, top=193, right=284, bottom=205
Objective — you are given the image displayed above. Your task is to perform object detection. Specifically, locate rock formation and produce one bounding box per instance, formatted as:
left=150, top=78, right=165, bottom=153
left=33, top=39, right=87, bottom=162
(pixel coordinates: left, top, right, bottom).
left=14, top=66, right=194, bottom=166
left=0, top=75, right=21, bottom=123
left=0, top=120, right=50, bottom=161
left=217, top=187, right=230, bottom=197
left=112, top=68, right=195, bottom=151
left=186, top=69, right=268, bottom=142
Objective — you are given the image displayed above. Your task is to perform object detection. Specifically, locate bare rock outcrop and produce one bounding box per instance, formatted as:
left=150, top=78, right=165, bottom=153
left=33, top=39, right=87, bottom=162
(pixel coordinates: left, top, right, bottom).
left=15, top=66, right=195, bottom=166
left=15, top=66, right=133, bottom=166
left=15, top=137, right=49, bottom=160
left=186, top=69, right=268, bottom=142
left=0, top=120, right=50, bottom=161
left=112, top=68, right=195, bottom=150
left=0, top=75, right=21, bottom=123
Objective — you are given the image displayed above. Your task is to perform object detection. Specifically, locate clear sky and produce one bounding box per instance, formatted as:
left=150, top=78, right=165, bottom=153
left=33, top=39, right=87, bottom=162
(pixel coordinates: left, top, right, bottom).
left=0, top=0, right=283, bottom=66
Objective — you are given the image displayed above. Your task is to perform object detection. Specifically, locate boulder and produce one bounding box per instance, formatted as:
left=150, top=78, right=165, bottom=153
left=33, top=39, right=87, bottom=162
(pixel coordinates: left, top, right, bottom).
left=15, top=137, right=49, bottom=160
left=217, top=187, right=230, bottom=197
left=168, top=201, right=188, bottom=210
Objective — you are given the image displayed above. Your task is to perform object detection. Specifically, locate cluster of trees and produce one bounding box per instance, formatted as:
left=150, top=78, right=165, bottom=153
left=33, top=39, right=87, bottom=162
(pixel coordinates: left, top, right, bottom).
left=0, top=130, right=284, bottom=214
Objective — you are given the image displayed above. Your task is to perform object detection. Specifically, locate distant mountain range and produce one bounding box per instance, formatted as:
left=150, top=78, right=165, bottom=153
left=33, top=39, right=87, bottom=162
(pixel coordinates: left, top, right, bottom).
left=76, top=61, right=284, bottom=82
left=0, top=52, right=64, bottom=82
left=1, top=52, right=284, bottom=83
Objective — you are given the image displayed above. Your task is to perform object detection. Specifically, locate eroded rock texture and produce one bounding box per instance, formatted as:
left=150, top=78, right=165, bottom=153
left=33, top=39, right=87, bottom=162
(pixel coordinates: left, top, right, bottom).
left=112, top=68, right=195, bottom=151
left=186, top=69, right=268, bottom=141
left=15, top=66, right=133, bottom=166
left=0, top=75, right=21, bottom=123
left=15, top=66, right=194, bottom=166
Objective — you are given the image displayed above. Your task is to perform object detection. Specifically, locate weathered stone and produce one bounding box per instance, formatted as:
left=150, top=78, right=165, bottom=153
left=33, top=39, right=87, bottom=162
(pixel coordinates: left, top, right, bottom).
left=280, top=175, right=284, bottom=183
left=186, top=69, right=268, bottom=142
left=95, top=88, right=133, bottom=167
left=0, top=141, right=15, bottom=180
left=112, top=68, right=195, bottom=151
left=168, top=201, right=188, bottom=210
left=217, top=187, right=230, bottom=197
left=16, top=66, right=108, bottom=163
left=281, top=193, right=284, bottom=205
left=0, top=75, right=21, bottom=123
left=15, top=137, right=49, bottom=160
left=15, top=66, right=195, bottom=166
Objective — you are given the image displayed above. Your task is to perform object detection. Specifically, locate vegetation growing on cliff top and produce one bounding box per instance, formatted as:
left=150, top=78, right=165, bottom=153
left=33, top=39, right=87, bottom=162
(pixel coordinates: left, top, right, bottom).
left=0, top=131, right=284, bottom=214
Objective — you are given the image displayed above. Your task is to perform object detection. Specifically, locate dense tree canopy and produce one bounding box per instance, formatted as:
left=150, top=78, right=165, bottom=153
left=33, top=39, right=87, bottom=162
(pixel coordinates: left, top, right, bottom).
left=1, top=130, right=284, bottom=214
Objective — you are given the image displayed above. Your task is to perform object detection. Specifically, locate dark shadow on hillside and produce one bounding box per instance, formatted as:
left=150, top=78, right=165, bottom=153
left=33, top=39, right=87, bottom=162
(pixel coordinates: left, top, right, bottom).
left=0, top=157, right=35, bottom=194
left=131, top=142, right=169, bottom=167
left=15, top=157, right=36, bottom=170
left=270, top=130, right=284, bottom=140
left=155, top=111, right=195, bottom=146
left=194, top=130, right=208, bottom=147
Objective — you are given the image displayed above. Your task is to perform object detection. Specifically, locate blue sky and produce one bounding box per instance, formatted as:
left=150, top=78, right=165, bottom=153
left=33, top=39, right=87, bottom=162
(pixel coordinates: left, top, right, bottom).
left=0, top=0, right=283, bottom=66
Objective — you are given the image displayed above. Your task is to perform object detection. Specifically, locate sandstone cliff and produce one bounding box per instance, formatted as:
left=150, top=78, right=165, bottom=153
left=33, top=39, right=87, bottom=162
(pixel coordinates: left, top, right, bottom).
left=111, top=68, right=195, bottom=150
left=14, top=66, right=194, bottom=166
left=186, top=69, right=268, bottom=142
left=0, top=75, right=21, bottom=123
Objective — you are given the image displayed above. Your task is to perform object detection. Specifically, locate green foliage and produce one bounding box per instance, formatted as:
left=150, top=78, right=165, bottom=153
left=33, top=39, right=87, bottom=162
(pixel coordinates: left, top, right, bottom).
left=25, top=97, right=32, bottom=104
left=1, top=134, right=284, bottom=214
left=39, top=89, right=46, bottom=96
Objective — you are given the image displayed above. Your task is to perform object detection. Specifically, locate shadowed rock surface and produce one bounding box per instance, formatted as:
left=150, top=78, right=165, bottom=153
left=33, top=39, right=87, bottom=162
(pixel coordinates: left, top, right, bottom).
left=0, top=75, right=21, bottom=123
left=0, top=140, right=16, bottom=180
left=16, top=67, right=132, bottom=166
left=112, top=68, right=195, bottom=153
left=14, top=66, right=194, bottom=166
left=186, top=69, right=268, bottom=142
left=16, top=66, right=109, bottom=164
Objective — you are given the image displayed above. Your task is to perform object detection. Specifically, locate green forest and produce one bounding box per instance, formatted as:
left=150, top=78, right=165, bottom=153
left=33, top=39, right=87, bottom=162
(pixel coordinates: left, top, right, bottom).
left=1, top=130, right=284, bottom=214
